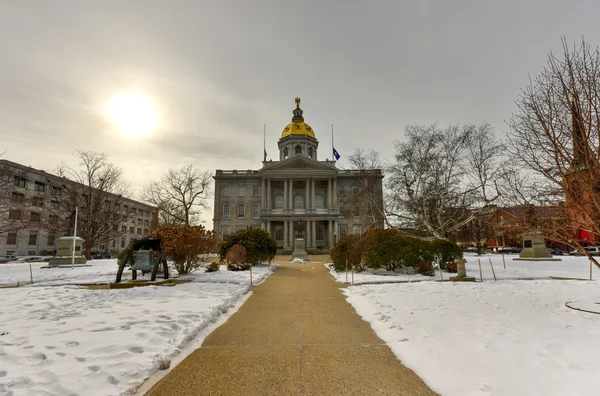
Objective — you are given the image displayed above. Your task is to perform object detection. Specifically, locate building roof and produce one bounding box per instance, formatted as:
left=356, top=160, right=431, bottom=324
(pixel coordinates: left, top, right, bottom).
left=280, top=97, right=317, bottom=139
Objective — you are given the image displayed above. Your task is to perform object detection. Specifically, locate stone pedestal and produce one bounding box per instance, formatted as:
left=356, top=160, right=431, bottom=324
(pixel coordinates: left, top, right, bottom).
left=450, top=258, right=476, bottom=282
left=519, top=234, right=551, bottom=259
left=291, top=238, right=309, bottom=261
left=48, top=236, right=87, bottom=266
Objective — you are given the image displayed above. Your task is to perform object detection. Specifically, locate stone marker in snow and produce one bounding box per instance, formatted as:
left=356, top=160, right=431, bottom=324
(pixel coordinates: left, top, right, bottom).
left=449, top=258, right=476, bottom=282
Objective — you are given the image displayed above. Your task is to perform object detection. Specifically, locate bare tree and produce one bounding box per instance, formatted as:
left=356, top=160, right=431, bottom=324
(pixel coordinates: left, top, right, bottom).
left=51, top=151, right=130, bottom=259
left=507, top=37, right=600, bottom=268
left=386, top=123, right=504, bottom=239
left=143, top=165, right=211, bottom=226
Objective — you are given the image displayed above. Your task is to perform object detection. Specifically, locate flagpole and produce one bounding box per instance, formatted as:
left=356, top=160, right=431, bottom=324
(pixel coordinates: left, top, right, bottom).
left=331, top=124, right=334, bottom=162
left=263, top=124, right=266, bottom=162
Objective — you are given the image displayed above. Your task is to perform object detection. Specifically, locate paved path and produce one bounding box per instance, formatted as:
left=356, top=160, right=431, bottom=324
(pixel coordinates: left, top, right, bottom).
left=146, top=257, right=436, bottom=395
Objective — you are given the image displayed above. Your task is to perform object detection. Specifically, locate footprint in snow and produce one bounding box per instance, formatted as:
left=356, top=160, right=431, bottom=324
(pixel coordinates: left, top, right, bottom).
left=107, top=375, right=119, bottom=385
left=398, top=338, right=409, bottom=342
left=0, top=370, right=6, bottom=377
left=55, top=352, right=66, bottom=357
left=127, top=346, right=144, bottom=353
left=45, top=346, right=56, bottom=350
left=75, top=357, right=86, bottom=362
left=65, top=341, right=79, bottom=347
left=88, top=365, right=101, bottom=372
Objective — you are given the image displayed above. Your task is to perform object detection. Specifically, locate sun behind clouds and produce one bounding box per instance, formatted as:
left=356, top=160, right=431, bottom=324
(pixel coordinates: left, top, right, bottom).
left=106, top=92, right=160, bottom=138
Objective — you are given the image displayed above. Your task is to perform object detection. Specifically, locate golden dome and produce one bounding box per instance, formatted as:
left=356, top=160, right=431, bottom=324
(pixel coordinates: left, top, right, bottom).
left=280, top=97, right=317, bottom=139
left=281, top=120, right=316, bottom=138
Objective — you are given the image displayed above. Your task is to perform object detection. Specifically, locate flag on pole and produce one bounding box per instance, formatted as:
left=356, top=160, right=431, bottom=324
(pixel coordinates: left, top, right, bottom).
left=333, top=147, right=341, bottom=160
left=264, top=149, right=267, bottom=161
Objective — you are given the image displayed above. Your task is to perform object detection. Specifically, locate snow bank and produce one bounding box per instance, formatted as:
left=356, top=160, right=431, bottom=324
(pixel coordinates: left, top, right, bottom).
left=0, top=265, right=273, bottom=395
left=345, top=279, right=600, bottom=396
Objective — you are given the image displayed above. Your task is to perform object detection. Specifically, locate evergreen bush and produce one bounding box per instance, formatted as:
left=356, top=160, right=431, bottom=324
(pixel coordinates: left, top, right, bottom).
left=219, top=228, right=276, bottom=265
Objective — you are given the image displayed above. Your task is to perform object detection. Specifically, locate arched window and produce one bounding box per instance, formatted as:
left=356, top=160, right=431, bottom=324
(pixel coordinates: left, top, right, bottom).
left=294, top=194, right=304, bottom=209
left=274, top=194, right=284, bottom=209
left=295, top=145, right=302, bottom=155
left=315, top=194, right=325, bottom=209
left=339, top=202, right=346, bottom=216
left=353, top=204, right=360, bottom=217
left=308, top=147, right=314, bottom=158
left=222, top=203, right=230, bottom=218
left=252, top=202, right=260, bottom=218
left=238, top=203, right=245, bottom=219
left=283, top=147, right=289, bottom=159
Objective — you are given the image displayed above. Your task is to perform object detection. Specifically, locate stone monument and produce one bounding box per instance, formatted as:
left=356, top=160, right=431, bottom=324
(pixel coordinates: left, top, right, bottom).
left=291, top=238, right=309, bottom=261
left=48, top=236, right=87, bottom=266
left=449, top=258, right=476, bottom=282
left=515, top=233, right=561, bottom=261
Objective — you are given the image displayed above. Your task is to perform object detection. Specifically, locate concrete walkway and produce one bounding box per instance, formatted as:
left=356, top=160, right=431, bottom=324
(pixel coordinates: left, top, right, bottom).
left=146, top=257, right=436, bottom=395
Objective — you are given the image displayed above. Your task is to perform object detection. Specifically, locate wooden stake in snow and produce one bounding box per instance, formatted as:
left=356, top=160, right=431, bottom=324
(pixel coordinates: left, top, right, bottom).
left=502, top=254, right=506, bottom=269
left=488, top=258, right=497, bottom=281
left=438, top=264, right=445, bottom=281
left=478, top=258, right=483, bottom=282
left=590, top=259, right=593, bottom=281
left=29, top=263, right=33, bottom=284
left=346, top=259, right=349, bottom=283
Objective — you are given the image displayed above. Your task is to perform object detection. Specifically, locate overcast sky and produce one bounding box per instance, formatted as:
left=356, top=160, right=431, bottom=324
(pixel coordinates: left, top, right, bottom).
left=1, top=0, right=599, bottom=225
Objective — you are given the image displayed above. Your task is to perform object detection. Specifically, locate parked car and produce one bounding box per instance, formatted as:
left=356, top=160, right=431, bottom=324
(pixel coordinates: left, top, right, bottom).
left=92, top=252, right=112, bottom=259
left=464, top=247, right=478, bottom=253
left=497, top=247, right=521, bottom=254
left=0, top=255, right=16, bottom=263
left=546, top=247, right=564, bottom=256
left=15, top=256, right=45, bottom=263
left=568, top=250, right=585, bottom=256
left=584, top=246, right=600, bottom=256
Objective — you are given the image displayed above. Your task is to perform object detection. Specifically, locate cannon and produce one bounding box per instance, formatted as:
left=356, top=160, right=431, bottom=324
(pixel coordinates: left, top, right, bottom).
left=115, top=238, right=169, bottom=283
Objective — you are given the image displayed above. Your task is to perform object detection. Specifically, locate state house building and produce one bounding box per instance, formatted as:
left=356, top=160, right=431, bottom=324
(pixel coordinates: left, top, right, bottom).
left=213, top=98, right=384, bottom=253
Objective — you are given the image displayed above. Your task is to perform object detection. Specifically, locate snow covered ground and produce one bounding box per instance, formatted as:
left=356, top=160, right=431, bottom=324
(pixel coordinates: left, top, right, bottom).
left=345, top=276, right=600, bottom=395
left=327, top=253, right=600, bottom=284
left=0, top=263, right=273, bottom=396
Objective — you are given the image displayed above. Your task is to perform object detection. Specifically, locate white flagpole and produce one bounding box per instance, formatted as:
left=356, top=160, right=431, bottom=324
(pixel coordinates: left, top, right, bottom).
left=263, top=124, right=266, bottom=162
left=331, top=124, right=334, bottom=161
left=71, top=206, right=78, bottom=268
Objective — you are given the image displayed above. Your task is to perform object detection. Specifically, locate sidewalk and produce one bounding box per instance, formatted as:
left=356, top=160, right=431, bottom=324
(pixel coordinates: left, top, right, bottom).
left=146, top=257, right=436, bottom=395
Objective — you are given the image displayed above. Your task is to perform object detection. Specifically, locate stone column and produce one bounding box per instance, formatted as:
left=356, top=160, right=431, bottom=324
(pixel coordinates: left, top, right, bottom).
left=267, top=221, right=271, bottom=235
left=311, top=179, right=316, bottom=210
left=262, top=179, right=266, bottom=208
left=289, top=220, right=294, bottom=249
left=328, top=219, right=333, bottom=248
left=333, top=179, right=337, bottom=208
left=283, top=178, right=288, bottom=210
left=283, top=220, right=288, bottom=249
left=289, top=179, right=294, bottom=211
left=306, top=220, right=311, bottom=248
left=305, top=178, right=309, bottom=211
left=327, top=178, right=331, bottom=209
left=267, top=178, right=271, bottom=210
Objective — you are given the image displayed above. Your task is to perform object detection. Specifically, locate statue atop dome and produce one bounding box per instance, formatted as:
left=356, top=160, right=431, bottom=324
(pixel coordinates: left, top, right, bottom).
left=295, top=97, right=301, bottom=109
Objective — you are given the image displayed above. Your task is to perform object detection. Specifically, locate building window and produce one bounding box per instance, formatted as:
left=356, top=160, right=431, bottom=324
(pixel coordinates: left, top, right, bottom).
left=339, top=202, right=346, bottom=216
left=32, top=196, right=44, bottom=207
left=129, top=226, right=134, bottom=233
left=144, top=219, right=149, bottom=227
left=52, top=200, right=59, bottom=209
left=338, top=183, right=345, bottom=195
left=137, top=228, right=142, bottom=235
left=274, top=194, right=284, bottom=209
left=294, top=194, right=304, bottom=209
left=49, top=214, right=58, bottom=224
left=222, top=226, right=231, bottom=238
left=224, top=186, right=230, bottom=196
left=295, top=145, right=302, bottom=155
left=145, top=210, right=149, bottom=217
left=30, top=212, right=41, bottom=222
left=138, top=218, right=143, bottom=225
left=316, top=226, right=324, bottom=241
left=315, top=194, right=325, bottom=209
left=353, top=226, right=361, bottom=236
left=353, top=186, right=359, bottom=195
left=121, top=214, right=127, bottom=222
left=236, top=225, right=245, bottom=232
left=253, top=185, right=260, bottom=196
left=238, top=203, right=245, bottom=218
left=275, top=225, right=283, bottom=241
left=252, top=202, right=260, bottom=218
left=138, top=209, right=143, bottom=216
left=339, top=224, right=347, bottom=238
left=12, top=192, right=24, bottom=203
left=53, top=186, right=62, bottom=196
left=6, top=233, right=17, bottom=245
left=47, top=232, right=55, bottom=246
left=9, top=209, right=22, bottom=220
left=223, top=203, right=230, bottom=218
left=283, top=147, right=289, bottom=159
left=131, top=207, right=136, bottom=214
left=34, top=181, right=45, bottom=192
left=28, top=250, right=36, bottom=255
left=13, top=176, right=27, bottom=188
left=308, top=147, right=314, bottom=158
left=121, top=238, right=126, bottom=248
left=112, top=240, right=116, bottom=248
left=239, top=186, right=245, bottom=197
left=353, top=204, right=360, bottom=217
left=28, top=231, right=38, bottom=246
left=123, top=205, right=128, bottom=212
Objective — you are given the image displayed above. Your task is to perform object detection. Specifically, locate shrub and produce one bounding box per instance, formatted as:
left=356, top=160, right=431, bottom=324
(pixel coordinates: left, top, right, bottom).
left=206, top=262, right=220, bottom=272
left=445, top=261, right=458, bottom=273
left=417, top=261, right=435, bottom=276
left=219, top=228, right=276, bottom=265
left=226, top=244, right=247, bottom=264
left=430, top=239, right=463, bottom=269
left=149, top=225, right=217, bottom=275
left=330, top=235, right=363, bottom=272
left=361, top=229, right=406, bottom=271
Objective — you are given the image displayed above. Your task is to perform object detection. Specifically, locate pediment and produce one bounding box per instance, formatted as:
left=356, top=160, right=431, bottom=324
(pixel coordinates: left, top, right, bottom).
left=262, top=156, right=337, bottom=171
